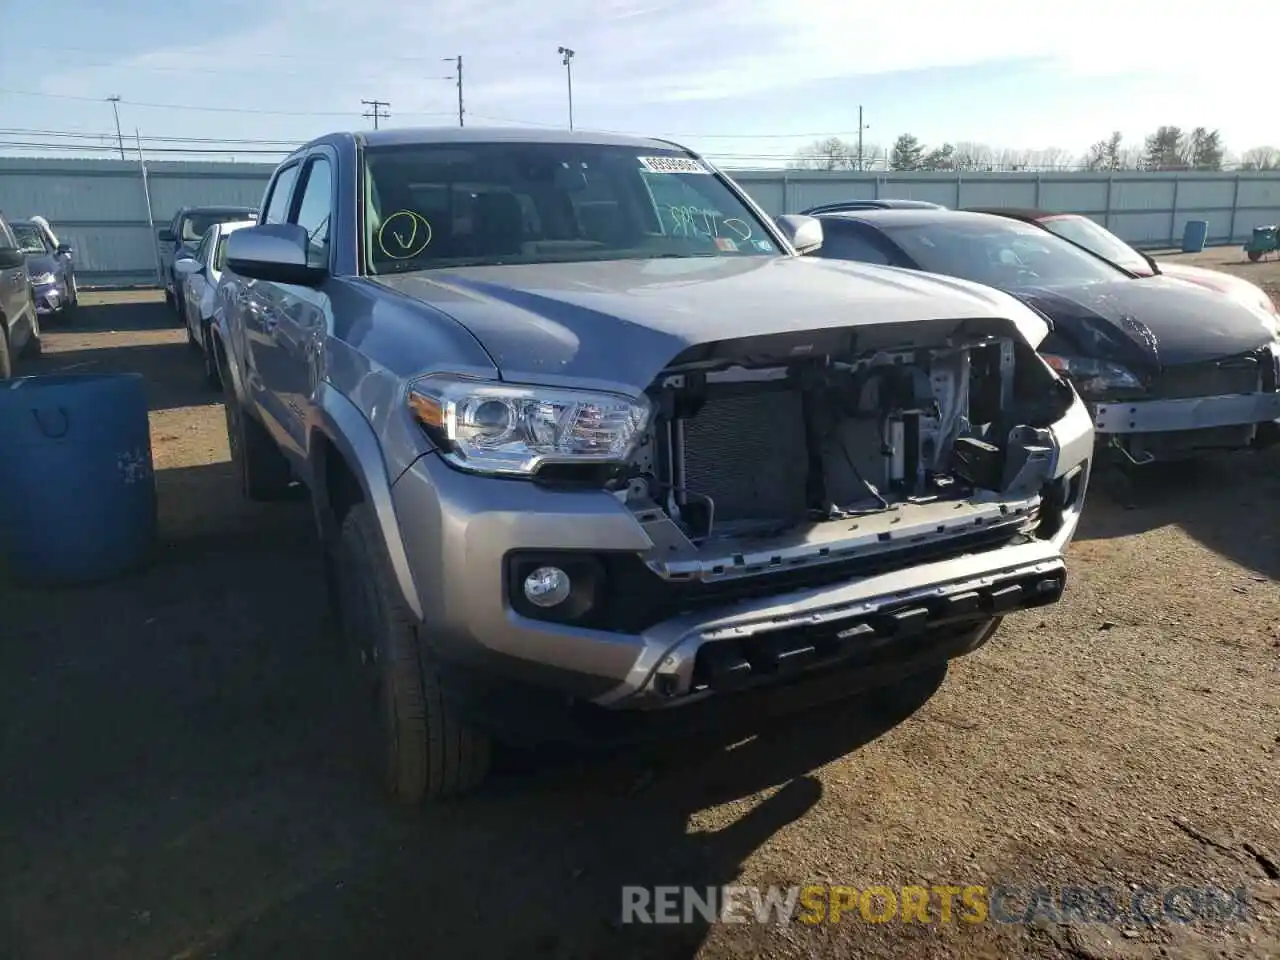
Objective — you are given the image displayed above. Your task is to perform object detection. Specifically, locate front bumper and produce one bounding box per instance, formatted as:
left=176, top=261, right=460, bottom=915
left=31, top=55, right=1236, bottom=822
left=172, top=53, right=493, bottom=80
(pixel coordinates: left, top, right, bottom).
left=388, top=394, right=1093, bottom=713
left=33, top=284, right=61, bottom=315
left=1093, top=392, right=1280, bottom=435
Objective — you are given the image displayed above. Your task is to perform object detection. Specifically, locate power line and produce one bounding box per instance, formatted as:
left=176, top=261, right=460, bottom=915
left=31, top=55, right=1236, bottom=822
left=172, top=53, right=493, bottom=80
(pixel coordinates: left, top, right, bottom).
left=0, top=87, right=888, bottom=140
left=361, top=99, right=391, bottom=130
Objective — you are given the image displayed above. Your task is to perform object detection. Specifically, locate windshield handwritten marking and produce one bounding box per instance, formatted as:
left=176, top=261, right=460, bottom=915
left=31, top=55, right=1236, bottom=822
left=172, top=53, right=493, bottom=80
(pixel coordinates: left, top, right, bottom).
left=378, top=210, right=433, bottom=260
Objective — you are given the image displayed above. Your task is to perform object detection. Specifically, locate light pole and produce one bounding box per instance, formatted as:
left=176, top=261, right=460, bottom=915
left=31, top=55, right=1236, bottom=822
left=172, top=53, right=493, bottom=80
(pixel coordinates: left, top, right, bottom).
left=557, top=46, right=575, bottom=131
left=107, top=96, right=124, bottom=159
left=441, top=56, right=464, bottom=127
left=856, top=105, right=870, bottom=171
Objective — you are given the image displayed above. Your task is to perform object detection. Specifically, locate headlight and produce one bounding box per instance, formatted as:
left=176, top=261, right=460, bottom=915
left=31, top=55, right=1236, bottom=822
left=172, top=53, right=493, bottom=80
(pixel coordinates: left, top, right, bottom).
left=407, top=376, right=652, bottom=476
left=30, top=272, right=56, bottom=286
left=1041, top=354, right=1143, bottom=397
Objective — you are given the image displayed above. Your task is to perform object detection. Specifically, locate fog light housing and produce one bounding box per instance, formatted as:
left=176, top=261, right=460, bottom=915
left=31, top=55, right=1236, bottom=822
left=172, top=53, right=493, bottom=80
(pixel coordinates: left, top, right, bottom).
left=523, top=566, right=572, bottom=608
left=507, top=552, right=608, bottom=625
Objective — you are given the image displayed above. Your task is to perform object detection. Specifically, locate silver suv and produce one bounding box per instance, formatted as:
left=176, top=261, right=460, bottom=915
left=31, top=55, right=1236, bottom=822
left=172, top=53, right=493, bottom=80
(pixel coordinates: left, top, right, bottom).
left=214, top=128, right=1094, bottom=803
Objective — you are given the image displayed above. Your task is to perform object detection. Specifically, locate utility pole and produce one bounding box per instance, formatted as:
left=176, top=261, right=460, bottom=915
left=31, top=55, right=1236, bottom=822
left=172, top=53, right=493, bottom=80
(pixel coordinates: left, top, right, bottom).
left=107, top=96, right=125, bottom=160
left=557, top=46, right=575, bottom=131
left=856, top=105, right=870, bottom=171
left=442, top=56, right=464, bottom=127
left=361, top=99, right=390, bottom=130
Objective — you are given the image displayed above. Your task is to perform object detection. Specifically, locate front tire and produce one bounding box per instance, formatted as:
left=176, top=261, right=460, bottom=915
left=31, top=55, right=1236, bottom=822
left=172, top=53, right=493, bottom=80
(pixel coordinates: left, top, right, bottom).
left=21, top=305, right=41, bottom=359
left=221, top=367, right=295, bottom=502
left=201, top=322, right=221, bottom=389
left=337, top=503, right=491, bottom=804
left=1248, top=249, right=1263, bottom=263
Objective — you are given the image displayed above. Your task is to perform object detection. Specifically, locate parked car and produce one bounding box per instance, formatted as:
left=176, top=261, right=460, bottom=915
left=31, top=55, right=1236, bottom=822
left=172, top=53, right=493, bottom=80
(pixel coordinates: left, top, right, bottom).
left=10, top=218, right=77, bottom=320
left=801, top=199, right=947, bottom=215
left=968, top=206, right=1279, bottom=318
left=811, top=208, right=1280, bottom=466
left=158, top=205, right=258, bottom=315
left=0, top=212, right=41, bottom=379
left=173, top=219, right=256, bottom=388
left=214, top=128, right=1093, bottom=803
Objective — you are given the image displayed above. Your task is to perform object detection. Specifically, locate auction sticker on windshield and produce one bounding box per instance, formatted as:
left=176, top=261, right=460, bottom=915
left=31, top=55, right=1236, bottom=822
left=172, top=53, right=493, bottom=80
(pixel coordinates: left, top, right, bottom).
left=639, top=156, right=710, bottom=174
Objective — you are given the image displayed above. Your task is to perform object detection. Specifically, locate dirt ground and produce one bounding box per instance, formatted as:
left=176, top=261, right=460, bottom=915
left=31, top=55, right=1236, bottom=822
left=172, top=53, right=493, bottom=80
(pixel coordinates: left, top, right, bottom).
left=2, top=255, right=1280, bottom=960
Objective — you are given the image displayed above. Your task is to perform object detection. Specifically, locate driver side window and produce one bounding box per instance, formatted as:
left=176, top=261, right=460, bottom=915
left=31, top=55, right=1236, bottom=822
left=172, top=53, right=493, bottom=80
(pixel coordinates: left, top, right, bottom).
left=263, top=164, right=300, bottom=225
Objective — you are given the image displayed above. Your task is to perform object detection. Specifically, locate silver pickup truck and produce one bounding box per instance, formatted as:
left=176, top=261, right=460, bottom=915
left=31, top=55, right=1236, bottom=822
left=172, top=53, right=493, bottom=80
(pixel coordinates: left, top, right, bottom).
left=212, top=128, right=1094, bottom=803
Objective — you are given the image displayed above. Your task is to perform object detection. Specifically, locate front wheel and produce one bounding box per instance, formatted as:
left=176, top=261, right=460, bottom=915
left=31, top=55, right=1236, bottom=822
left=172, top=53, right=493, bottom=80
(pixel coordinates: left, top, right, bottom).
left=337, top=503, right=492, bottom=804
left=1248, top=249, right=1263, bottom=263
left=201, top=322, right=221, bottom=389
left=21, top=304, right=41, bottom=359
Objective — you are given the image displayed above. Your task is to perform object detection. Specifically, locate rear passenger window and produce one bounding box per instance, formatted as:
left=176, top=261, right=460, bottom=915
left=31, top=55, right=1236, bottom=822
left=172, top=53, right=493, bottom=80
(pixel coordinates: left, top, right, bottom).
left=263, top=165, right=300, bottom=224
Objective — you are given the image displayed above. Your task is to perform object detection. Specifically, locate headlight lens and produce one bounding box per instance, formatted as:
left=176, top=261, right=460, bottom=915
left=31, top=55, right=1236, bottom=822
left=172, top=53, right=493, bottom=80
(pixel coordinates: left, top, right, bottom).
left=407, top=376, right=651, bottom=476
left=1041, top=354, right=1143, bottom=397
left=30, top=272, right=56, bottom=286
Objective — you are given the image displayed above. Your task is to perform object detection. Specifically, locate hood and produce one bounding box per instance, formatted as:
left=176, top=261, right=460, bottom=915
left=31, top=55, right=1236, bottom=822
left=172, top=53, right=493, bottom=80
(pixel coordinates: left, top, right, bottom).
left=1012, top=276, right=1278, bottom=370
left=370, top=257, right=1050, bottom=392
left=23, top=254, right=57, bottom=278
left=1157, top=261, right=1278, bottom=317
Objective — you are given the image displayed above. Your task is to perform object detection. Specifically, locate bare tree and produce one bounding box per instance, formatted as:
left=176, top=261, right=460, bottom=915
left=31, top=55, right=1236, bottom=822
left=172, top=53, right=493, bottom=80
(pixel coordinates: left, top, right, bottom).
left=1037, top=147, right=1074, bottom=170
left=792, top=137, right=856, bottom=170
left=952, top=141, right=995, bottom=171
left=997, top=147, right=1031, bottom=171
left=1241, top=146, right=1280, bottom=170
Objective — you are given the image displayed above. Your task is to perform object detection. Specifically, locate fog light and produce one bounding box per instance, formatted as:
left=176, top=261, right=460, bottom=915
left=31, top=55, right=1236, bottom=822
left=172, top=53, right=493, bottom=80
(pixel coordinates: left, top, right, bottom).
left=523, top=566, right=572, bottom=608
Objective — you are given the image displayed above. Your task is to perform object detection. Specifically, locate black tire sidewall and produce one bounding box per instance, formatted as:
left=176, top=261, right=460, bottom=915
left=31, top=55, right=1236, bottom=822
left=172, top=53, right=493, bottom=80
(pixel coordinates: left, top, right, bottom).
left=337, top=507, right=429, bottom=803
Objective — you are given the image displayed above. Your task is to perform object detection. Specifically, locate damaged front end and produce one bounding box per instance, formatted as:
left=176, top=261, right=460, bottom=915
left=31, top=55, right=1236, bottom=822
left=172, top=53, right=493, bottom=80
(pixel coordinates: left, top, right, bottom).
left=618, top=319, right=1082, bottom=585
left=576, top=319, right=1092, bottom=705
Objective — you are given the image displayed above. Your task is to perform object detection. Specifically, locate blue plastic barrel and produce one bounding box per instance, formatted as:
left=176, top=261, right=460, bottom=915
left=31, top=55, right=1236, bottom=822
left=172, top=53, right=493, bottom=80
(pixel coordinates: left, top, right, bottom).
left=1181, top=219, right=1209, bottom=253
left=0, top=373, right=156, bottom=585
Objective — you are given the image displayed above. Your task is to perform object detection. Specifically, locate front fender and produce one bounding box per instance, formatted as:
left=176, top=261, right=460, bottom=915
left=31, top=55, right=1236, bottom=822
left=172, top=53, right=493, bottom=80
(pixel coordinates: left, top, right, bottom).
left=309, top=382, right=424, bottom=621
left=211, top=287, right=249, bottom=406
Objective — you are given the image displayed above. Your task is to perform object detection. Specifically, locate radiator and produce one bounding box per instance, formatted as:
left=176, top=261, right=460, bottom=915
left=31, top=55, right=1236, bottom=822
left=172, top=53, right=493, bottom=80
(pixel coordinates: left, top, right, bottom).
left=680, top=389, right=810, bottom=524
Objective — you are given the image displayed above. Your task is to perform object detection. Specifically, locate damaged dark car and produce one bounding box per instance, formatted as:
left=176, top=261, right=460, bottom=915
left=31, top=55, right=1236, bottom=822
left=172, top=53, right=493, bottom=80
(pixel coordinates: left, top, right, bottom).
left=811, top=208, right=1280, bottom=466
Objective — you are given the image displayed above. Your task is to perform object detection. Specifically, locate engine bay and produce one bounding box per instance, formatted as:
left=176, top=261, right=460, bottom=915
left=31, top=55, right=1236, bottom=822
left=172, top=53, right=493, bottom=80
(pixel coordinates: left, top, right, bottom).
left=614, top=333, right=1076, bottom=582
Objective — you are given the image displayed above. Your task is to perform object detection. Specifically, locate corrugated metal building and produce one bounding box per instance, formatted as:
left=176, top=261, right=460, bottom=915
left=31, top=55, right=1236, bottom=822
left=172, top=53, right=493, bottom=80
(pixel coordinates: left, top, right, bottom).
left=2, top=156, right=1278, bottom=287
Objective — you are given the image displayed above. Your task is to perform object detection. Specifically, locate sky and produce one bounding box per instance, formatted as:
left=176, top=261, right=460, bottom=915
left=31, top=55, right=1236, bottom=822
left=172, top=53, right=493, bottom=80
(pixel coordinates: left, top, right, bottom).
left=1, top=0, right=1277, bottom=167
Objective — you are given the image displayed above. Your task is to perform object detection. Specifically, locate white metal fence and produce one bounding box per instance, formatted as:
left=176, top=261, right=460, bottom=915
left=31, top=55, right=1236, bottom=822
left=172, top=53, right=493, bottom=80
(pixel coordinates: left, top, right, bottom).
left=3, top=156, right=1279, bottom=287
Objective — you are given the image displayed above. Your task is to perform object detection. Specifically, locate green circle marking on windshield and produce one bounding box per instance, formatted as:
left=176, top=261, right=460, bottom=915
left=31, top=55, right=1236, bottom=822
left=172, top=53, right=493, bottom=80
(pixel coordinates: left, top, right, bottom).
left=378, top=211, right=433, bottom=260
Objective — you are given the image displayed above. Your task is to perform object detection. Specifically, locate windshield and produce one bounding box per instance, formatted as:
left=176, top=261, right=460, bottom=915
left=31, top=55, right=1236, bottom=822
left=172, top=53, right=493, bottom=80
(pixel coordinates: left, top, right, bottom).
left=12, top=224, right=46, bottom=255
left=182, top=212, right=252, bottom=243
left=1038, top=215, right=1151, bottom=275
left=883, top=217, right=1128, bottom=289
left=360, top=142, right=779, bottom=274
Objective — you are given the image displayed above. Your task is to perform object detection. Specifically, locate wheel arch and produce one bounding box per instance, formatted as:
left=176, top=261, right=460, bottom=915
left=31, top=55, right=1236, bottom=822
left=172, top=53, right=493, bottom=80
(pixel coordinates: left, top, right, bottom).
left=308, top=385, right=425, bottom=621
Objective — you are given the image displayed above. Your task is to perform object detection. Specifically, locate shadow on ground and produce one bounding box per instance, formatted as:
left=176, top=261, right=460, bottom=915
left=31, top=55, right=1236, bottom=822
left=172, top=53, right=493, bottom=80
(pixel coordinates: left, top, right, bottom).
left=0, top=455, right=941, bottom=960
left=1075, top=449, right=1280, bottom=580
left=59, top=295, right=175, bottom=333
left=30, top=300, right=219, bottom=413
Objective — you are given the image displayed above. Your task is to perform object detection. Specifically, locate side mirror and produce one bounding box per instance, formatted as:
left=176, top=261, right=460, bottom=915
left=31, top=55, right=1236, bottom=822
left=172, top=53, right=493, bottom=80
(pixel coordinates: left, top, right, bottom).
left=225, top=223, right=326, bottom=286
left=158, top=229, right=176, bottom=243
left=56, top=243, right=73, bottom=256
left=173, top=257, right=201, bottom=276
left=774, top=214, right=824, bottom=255
left=0, top=248, right=24, bottom=269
